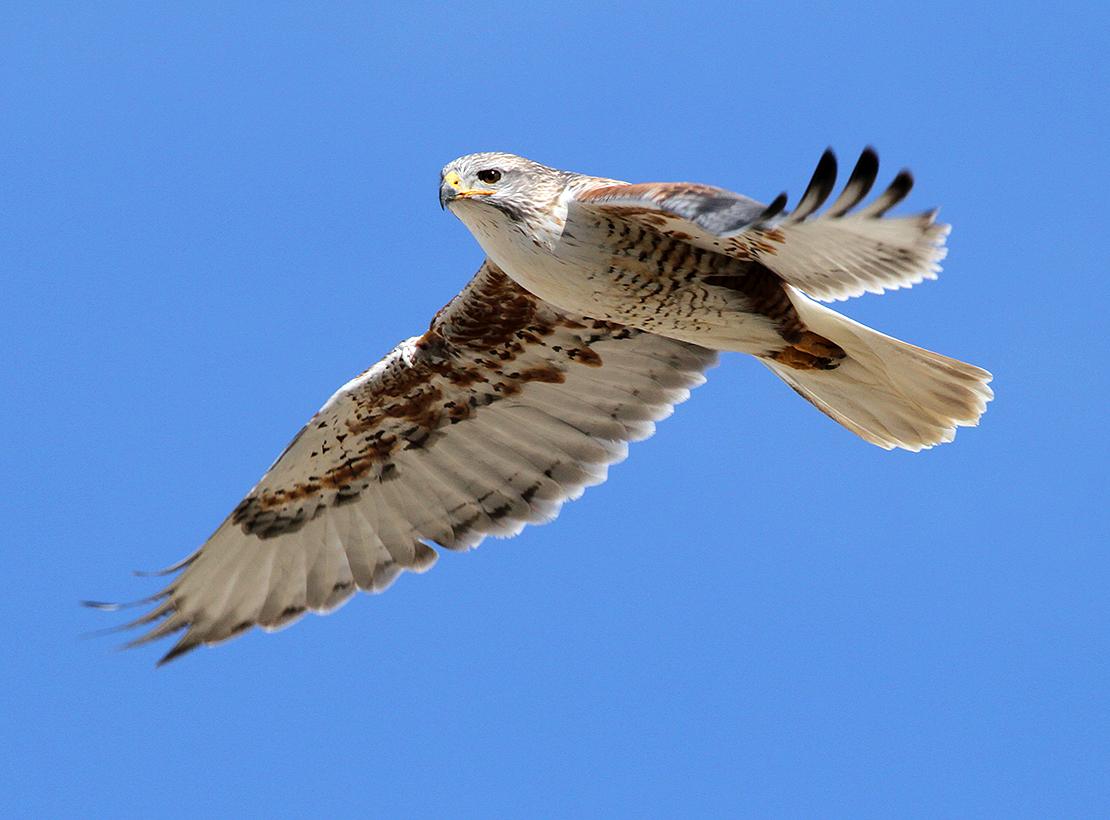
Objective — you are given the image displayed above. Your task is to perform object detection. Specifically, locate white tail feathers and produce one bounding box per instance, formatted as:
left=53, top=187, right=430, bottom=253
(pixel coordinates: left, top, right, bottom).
left=762, top=288, right=993, bottom=451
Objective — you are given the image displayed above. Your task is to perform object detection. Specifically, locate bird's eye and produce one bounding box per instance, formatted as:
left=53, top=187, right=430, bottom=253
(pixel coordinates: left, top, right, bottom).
left=477, top=169, right=502, bottom=185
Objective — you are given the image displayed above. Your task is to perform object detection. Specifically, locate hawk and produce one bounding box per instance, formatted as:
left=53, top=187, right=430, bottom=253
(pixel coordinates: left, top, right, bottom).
left=90, top=147, right=992, bottom=663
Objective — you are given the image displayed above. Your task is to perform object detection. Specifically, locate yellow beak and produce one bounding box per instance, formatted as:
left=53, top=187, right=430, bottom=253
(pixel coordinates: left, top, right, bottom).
left=440, top=171, right=494, bottom=207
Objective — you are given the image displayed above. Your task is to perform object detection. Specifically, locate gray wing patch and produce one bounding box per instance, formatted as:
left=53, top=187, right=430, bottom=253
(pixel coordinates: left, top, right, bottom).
left=577, top=181, right=786, bottom=235
left=668, top=190, right=786, bottom=235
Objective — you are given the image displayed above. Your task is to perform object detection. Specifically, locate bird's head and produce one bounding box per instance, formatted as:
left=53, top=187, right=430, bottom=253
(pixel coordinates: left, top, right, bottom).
left=439, top=152, right=567, bottom=226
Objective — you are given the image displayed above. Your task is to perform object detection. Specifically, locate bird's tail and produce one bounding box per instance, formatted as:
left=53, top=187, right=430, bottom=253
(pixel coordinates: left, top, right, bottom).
left=761, top=289, right=993, bottom=450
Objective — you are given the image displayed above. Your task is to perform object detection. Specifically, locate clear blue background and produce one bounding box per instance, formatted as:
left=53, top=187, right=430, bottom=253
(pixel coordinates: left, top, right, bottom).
left=3, top=3, right=1106, bottom=817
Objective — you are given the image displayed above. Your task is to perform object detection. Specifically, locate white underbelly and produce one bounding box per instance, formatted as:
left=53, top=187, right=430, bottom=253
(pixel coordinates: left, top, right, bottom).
left=476, top=227, right=604, bottom=317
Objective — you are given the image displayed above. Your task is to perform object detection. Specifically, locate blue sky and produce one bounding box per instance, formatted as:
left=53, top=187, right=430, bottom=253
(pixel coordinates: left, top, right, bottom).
left=2, top=2, right=1107, bottom=817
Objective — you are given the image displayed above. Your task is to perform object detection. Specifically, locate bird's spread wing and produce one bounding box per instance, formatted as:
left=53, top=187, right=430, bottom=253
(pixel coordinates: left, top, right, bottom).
left=571, top=148, right=949, bottom=302
left=98, top=262, right=716, bottom=663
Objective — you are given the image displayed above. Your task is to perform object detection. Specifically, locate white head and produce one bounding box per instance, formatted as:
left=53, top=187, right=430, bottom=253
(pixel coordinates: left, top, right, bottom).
left=439, top=152, right=569, bottom=231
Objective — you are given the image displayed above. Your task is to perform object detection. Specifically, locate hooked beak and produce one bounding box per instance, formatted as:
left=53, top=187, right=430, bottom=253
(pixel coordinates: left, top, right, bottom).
left=439, top=170, right=495, bottom=209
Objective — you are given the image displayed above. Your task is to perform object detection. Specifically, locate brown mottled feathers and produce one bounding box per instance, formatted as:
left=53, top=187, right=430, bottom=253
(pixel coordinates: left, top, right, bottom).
left=109, top=262, right=716, bottom=663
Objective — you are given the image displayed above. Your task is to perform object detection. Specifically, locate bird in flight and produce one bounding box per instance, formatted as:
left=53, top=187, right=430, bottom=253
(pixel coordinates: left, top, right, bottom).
left=90, top=147, right=992, bottom=663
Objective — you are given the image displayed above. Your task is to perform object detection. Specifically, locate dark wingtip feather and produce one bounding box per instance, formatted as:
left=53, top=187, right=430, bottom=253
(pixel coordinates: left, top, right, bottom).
left=81, top=600, right=124, bottom=611
left=789, top=148, right=838, bottom=221
left=816, top=147, right=837, bottom=175
left=157, top=636, right=202, bottom=666
left=887, top=169, right=914, bottom=204
left=826, top=147, right=880, bottom=217
left=81, top=590, right=167, bottom=611
left=860, top=168, right=915, bottom=217
left=759, top=192, right=788, bottom=222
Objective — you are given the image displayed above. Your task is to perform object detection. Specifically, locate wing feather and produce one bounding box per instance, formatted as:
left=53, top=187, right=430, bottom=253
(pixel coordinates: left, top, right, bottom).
left=97, top=262, right=716, bottom=662
left=824, top=147, right=879, bottom=217
left=462, top=411, right=594, bottom=500
left=571, top=148, right=948, bottom=302
left=788, top=148, right=837, bottom=222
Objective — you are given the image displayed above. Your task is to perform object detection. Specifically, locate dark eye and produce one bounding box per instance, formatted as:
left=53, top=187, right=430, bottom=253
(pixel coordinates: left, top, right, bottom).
left=477, top=169, right=502, bottom=185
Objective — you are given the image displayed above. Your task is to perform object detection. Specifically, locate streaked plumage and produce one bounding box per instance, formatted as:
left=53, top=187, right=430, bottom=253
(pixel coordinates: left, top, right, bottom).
left=92, top=147, right=992, bottom=663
